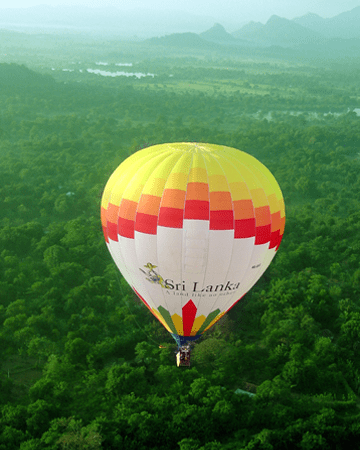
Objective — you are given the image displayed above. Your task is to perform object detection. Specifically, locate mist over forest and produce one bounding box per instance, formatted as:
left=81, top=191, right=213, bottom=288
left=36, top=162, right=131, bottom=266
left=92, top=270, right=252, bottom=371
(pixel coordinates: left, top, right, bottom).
left=0, top=4, right=360, bottom=449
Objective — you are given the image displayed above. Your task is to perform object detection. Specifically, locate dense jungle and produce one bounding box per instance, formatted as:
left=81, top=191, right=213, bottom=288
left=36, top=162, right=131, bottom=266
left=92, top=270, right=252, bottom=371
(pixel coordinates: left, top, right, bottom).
left=1, top=28, right=360, bottom=449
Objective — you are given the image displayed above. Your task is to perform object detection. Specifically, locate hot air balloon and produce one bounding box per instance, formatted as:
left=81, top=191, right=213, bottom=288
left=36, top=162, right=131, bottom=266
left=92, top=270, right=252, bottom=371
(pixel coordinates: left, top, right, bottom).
left=101, top=143, right=285, bottom=365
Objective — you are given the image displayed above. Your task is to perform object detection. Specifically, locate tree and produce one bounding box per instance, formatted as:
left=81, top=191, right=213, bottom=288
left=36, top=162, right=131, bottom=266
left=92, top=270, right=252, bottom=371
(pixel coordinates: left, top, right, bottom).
left=43, top=245, right=67, bottom=269
left=0, top=426, right=26, bottom=450
left=178, top=438, right=201, bottom=450
left=27, top=337, right=57, bottom=364
left=56, top=418, right=102, bottom=450
left=189, top=377, right=211, bottom=402
left=105, top=364, right=147, bottom=398
left=134, top=341, right=160, bottom=365
left=40, top=417, right=102, bottom=450
left=192, top=338, right=231, bottom=369
left=256, top=376, right=291, bottom=402
left=26, top=400, right=56, bottom=438
left=300, top=431, right=328, bottom=450
left=65, top=338, right=90, bottom=366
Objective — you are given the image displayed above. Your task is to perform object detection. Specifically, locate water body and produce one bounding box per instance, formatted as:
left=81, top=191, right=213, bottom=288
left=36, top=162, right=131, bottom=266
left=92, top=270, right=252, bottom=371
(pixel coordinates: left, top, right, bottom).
left=86, top=68, right=154, bottom=78
left=256, top=109, right=360, bottom=121
left=53, top=61, right=152, bottom=78
left=95, top=62, right=133, bottom=67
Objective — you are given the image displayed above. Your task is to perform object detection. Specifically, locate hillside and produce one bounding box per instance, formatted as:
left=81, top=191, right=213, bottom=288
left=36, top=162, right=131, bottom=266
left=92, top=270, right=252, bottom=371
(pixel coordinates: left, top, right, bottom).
left=0, top=63, right=55, bottom=92
left=299, top=37, right=360, bottom=62
left=145, top=32, right=220, bottom=49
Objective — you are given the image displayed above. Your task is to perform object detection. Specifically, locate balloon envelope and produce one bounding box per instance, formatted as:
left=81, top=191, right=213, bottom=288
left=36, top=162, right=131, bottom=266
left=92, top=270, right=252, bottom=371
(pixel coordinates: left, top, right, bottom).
left=101, top=143, right=285, bottom=346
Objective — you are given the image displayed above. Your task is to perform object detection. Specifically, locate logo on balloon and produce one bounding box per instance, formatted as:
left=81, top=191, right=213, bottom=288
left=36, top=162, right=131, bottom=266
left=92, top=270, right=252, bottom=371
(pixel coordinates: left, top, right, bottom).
left=139, top=263, right=171, bottom=289
left=140, top=263, right=240, bottom=296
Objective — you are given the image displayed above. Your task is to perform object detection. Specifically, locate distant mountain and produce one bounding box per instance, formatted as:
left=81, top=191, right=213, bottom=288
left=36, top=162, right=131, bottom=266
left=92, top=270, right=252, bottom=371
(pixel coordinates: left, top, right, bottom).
left=200, top=23, right=236, bottom=43
left=232, top=21, right=263, bottom=39
left=292, top=12, right=326, bottom=30
left=293, top=6, right=360, bottom=39
left=232, top=15, right=325, bottom=46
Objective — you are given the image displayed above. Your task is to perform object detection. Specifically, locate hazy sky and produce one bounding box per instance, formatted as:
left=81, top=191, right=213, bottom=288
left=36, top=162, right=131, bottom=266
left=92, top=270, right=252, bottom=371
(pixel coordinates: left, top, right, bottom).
left=2, top=0, right=360, bottom=23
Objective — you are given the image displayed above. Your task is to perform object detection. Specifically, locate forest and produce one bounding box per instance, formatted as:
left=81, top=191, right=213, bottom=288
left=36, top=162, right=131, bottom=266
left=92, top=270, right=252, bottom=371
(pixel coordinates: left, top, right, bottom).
left=0, top=32, right=360, bottom=449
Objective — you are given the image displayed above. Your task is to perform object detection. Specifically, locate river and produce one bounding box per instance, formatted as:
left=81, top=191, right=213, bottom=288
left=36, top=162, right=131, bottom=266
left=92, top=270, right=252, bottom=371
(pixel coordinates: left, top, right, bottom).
left=55, top=61, right=154, bottom=78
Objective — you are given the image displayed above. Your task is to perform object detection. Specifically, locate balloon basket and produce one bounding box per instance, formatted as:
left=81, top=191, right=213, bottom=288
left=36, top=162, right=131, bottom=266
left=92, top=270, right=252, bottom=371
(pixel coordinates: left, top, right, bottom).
left=171, top=333, right=202, bottom=348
